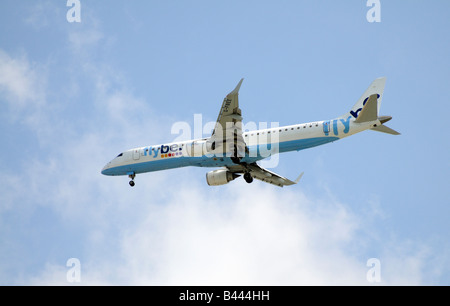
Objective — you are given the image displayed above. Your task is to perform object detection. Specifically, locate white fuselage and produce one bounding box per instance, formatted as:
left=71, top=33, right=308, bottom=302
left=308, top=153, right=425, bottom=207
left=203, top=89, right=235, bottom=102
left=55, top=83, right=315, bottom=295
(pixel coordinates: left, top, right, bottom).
left=101, top=116, right=374, bottom=176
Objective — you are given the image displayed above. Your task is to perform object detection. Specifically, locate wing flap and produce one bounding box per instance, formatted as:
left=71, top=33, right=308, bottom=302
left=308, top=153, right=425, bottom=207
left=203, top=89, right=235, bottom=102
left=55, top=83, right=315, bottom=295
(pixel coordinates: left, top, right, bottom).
left=249, top=164, right=302, bottom=187
left=227, top=163, right=303, bottom=187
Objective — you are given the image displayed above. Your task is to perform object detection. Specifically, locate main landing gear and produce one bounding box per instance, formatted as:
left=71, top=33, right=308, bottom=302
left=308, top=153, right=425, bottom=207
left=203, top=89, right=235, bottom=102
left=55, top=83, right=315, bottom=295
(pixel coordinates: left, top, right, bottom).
left=243, top=172, right=253, bottom=184
left=231, top=144, right=241, bottom=164
left=128, top=173, right=136, bottom=187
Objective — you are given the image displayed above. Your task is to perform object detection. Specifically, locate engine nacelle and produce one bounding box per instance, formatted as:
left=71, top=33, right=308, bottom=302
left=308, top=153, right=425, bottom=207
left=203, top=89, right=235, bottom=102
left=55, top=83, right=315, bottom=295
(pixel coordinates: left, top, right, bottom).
left=206, top=169, right=239, bottom=186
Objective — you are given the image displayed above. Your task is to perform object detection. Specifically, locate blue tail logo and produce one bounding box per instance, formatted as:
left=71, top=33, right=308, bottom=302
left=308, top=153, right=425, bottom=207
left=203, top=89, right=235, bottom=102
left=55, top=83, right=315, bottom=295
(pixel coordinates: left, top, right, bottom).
left=350, top=94, right=380, bottom=119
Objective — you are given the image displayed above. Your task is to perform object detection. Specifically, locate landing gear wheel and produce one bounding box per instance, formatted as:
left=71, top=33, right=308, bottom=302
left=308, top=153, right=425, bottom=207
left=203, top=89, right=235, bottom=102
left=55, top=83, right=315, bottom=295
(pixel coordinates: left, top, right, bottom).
left=128, top=173, right=136, bottom=187
left=244, top=172, right=253, bottom=184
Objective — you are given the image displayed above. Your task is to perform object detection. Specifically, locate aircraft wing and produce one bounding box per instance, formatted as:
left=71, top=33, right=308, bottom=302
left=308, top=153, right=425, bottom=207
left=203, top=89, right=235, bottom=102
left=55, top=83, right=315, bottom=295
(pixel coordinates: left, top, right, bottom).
left=227, top=163, right=304, bottom=187
left=208, top=78, right=246, bottom=157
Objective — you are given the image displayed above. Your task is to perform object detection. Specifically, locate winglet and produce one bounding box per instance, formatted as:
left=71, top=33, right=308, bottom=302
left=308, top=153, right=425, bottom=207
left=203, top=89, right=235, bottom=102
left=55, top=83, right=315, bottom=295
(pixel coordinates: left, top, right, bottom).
left=228, top=78, right=244, bottom=96
left=294, top=172, right=304, bottom=184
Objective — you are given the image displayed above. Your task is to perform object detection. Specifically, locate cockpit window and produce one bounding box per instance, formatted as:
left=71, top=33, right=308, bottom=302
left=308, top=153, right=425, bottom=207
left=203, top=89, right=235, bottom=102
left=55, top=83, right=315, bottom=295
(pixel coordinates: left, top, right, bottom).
left=117, top=153, right=123, bottom=157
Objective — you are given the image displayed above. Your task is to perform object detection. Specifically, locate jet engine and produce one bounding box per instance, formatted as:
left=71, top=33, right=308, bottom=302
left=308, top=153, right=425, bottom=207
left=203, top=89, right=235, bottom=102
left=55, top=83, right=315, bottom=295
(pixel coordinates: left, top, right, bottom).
left=206, top=169, right=240, bottom=186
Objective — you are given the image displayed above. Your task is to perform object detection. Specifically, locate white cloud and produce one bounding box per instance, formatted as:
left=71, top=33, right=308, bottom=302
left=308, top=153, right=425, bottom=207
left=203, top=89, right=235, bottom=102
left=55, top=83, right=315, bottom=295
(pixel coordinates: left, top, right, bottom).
left=114, top=185, right=364, bottom=285
left=22, top=179, right=445, bottom=286
left=0, top=49, right=55, bottom=144
left=0, top=50, right=44, bottom=108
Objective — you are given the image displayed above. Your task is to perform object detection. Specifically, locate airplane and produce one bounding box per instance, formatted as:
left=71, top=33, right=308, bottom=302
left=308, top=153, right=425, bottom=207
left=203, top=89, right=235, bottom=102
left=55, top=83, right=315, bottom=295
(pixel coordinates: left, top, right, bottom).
left=101, top=77, right=399, bottom=187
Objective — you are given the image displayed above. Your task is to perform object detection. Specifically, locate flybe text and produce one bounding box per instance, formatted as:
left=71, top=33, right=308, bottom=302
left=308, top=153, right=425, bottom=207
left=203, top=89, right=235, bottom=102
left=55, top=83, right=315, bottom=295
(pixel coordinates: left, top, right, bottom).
left=142, top=144, right=183, bottom=158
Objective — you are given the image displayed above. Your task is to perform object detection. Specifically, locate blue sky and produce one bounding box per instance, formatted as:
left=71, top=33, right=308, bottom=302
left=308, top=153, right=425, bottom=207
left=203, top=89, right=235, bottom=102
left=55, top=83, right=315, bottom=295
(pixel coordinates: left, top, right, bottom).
left=0, top=1, right=449, bottom=285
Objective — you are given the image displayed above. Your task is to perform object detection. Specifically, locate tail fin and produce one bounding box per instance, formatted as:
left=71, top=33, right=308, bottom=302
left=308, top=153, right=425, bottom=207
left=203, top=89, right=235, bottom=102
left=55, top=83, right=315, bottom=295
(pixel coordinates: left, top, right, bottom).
left=341, top=77, right=400, bottom=135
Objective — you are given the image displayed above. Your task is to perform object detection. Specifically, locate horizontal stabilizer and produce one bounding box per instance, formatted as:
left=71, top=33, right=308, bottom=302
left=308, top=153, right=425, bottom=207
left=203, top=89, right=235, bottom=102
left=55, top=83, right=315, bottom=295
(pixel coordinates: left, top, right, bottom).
left=355, top=94, right=378, bottom=123
left=371, top=124, right=401, bottom=135
left=378, top=116, right=392, bottom=124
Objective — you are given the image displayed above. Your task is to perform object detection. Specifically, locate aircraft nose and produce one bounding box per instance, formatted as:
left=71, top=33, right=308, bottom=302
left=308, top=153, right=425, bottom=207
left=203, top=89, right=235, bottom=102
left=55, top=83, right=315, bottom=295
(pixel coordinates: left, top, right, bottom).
left=101, top=163, right=111, bottom=175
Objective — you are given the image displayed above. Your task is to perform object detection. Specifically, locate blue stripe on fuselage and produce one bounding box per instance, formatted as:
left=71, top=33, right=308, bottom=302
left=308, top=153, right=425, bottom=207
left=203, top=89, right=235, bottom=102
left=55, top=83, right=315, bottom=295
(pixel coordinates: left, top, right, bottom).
left=278, top=136, right=339, bottom=153
left=101, top=155, right=204, bottom=176
left=102, top=136, right=339, bottom=176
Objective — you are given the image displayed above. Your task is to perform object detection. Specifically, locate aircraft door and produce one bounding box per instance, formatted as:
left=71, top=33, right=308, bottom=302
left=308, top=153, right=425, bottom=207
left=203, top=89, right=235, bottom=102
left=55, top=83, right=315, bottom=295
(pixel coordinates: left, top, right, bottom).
left=133, top=149, right=140, bottom=160
left=323, top=121, right=330, bottom=136
left=188, top=141, right=205, bottom=157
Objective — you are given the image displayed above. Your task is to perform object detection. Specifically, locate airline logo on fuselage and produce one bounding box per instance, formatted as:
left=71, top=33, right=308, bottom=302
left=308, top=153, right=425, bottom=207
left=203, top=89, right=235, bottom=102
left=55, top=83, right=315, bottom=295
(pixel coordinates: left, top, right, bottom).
left=323, top=117, right=351, bottom=136
left=142, top=144, right=183, bottom=159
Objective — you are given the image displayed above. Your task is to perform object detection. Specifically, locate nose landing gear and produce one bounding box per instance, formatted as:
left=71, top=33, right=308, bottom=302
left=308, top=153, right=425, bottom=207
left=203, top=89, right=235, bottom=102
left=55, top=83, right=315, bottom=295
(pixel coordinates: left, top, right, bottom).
left=128, top=173, right=136, bottom=187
